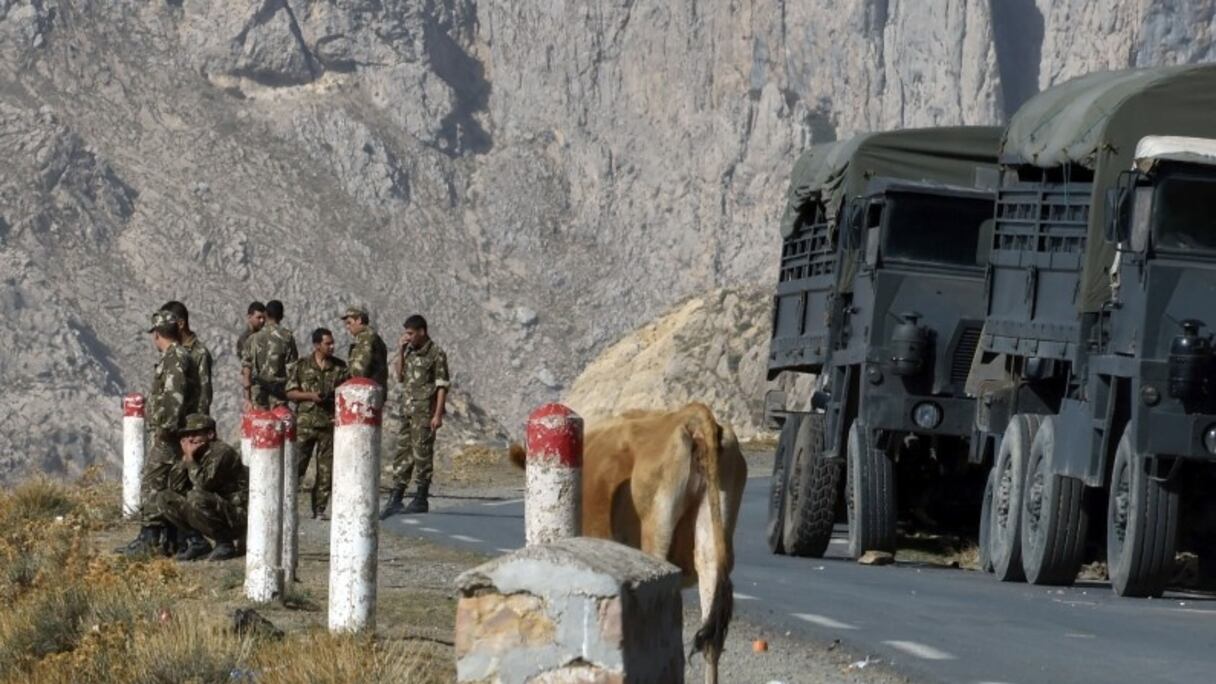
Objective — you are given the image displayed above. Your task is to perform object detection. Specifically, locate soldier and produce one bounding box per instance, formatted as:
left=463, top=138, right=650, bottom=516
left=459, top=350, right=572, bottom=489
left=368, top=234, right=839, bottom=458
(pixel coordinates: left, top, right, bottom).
left=162, top=300, right=214, bottom=415
left=237, top=301, right=266, bottom=359
left=242, top=299, right=299, bottom=410
left=152, top=413, right=247, bottom=561
left=120, top=309, right=202, bottom=556
left=381, top=314, right=450, bottom=518
left=340, top=305, right=388, bottom=390
left=286, top=327, right=349, bottom=519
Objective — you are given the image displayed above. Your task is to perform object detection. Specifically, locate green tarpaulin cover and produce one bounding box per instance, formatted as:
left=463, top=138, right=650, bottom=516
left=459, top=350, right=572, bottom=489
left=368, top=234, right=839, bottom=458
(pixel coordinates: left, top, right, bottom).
left=999, top=64, right=1216, bottom=312
left=779, top=127, right=1002, bottom=239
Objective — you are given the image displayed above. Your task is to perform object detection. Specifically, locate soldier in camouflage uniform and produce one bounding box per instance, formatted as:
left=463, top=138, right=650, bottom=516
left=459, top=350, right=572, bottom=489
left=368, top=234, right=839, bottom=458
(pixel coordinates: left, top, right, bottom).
left=237, top=301, right=266, bottom=359
left=242, top=299, right=299, bottom=410
left=340, top=305, right=388, bottom=390
left=381, top=314, right=450, bottom=518
left=153, top=413, right=248, bottom=561
left=286, top=327, right=349, bottom=518
left=162, top=300, right=214, bottom=415
left=120, top=309, right=202, bottom=556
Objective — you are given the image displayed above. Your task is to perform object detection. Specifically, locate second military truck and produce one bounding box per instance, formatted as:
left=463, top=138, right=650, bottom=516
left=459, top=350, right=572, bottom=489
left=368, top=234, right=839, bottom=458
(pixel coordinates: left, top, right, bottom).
left=766, top=128, right=1000, bottom=559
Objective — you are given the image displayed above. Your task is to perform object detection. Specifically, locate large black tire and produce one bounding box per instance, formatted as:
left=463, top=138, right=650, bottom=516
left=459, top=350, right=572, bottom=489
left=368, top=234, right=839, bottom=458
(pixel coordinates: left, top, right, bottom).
left=767, top=414, right=803, bottom=555
left=989, top=414, right=1041, bottom=582
left=1020, top=416, right=1089, bottom=585
left=846, top=420, right=897, bottom=559
left=782, top=414, right=841, bottom=557
left=979, top=467, right=996, bottom=573
left=1107, top=429, right=1180, bottom=597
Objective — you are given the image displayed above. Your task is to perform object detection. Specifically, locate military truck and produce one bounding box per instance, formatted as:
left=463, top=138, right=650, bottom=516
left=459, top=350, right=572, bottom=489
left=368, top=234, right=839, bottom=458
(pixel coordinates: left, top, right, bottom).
left=765, top=128, right=1001, bottom=559
left=972, top=64, right=1216, bottom=596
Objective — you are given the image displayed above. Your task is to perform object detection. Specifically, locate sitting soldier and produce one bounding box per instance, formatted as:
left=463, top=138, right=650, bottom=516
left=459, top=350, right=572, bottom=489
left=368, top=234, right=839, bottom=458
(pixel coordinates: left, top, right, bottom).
left=152, top=413, right=248, bottom=561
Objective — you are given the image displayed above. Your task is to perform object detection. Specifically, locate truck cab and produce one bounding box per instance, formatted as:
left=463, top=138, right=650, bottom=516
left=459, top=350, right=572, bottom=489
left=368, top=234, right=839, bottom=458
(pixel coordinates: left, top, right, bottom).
left=971, top=65, right=1216, bottom=597
left=766, top=128, right=1000, bottom=559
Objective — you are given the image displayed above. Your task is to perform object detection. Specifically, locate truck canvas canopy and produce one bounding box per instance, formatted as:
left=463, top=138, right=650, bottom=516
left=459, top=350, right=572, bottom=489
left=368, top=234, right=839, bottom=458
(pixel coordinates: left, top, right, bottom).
left=779, top=127, right=1001, bottom=240
left=998, top=64, right=1216, bottom=312
left=778, top=127, right=1000, bottom=294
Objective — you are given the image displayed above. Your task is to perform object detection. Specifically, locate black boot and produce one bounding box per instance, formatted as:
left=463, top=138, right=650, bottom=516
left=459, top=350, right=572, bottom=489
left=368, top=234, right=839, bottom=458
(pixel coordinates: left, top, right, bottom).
left=117, top=525, right=162, bottom=556
left=402, top=483, right=429, bottom=515
left=207, top=540, right=239, bottom=561
left=379, top=485, right=406, bottom=520
left=160, top=524, right=181, bottom=557
left=175, top=531, right=213, bottom=561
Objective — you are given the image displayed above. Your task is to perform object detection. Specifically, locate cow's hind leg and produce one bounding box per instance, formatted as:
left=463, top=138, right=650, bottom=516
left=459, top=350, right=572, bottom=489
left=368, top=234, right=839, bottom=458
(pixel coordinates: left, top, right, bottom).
left=693, top=491, right=732, bottom=684
left=635, top=441, right=693, bottom=560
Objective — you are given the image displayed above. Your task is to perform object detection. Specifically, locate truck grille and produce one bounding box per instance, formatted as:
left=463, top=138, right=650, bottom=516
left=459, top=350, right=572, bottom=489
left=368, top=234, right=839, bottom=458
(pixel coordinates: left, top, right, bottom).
left=951, top=326, right=982, bottom=385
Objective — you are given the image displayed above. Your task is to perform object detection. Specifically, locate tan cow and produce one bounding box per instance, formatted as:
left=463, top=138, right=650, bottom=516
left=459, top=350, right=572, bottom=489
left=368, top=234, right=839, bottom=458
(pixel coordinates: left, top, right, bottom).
left=510, top=402, right=747, bottom=684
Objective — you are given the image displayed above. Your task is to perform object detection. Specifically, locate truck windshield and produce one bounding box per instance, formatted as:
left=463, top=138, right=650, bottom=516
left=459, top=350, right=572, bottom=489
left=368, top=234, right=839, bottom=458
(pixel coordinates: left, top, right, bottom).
left=1153, top=173, right=1216, bottom=252
left=883, top=193, right=992, bottom=266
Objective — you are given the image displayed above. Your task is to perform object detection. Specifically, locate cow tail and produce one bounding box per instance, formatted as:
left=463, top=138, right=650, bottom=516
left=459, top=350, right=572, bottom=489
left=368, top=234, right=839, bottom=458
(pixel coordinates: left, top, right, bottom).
left=691, top=405, right=733, bottom=665
left=507, top=443, right=526, bottom=470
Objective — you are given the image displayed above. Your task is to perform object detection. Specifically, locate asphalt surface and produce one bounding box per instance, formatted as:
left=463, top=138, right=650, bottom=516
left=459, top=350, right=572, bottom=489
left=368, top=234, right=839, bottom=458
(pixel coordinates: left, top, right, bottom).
left=385, top=475, right=1216, bottom=684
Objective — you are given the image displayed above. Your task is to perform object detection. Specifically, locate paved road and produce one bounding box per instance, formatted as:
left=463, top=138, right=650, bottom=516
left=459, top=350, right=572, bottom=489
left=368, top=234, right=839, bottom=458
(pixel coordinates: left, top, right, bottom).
left=385, top=476, right=1216, bottom=684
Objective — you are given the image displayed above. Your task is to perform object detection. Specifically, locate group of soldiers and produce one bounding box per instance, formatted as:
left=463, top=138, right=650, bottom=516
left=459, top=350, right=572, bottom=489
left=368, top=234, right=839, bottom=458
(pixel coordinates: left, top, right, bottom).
left=120, top=299, right=451, bottom=561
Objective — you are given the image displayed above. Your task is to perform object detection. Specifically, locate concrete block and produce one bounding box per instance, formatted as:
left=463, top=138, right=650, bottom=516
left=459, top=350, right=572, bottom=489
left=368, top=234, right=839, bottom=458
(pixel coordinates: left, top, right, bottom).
left=455, top=537, right=684, bottom=684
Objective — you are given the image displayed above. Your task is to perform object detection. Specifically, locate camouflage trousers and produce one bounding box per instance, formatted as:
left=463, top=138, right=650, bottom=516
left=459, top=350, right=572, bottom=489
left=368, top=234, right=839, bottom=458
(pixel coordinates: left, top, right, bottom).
left=140, top=437, right=179, bottom=525
left=152, top=487, right=245, bottom=544
left=297, top=425, right=334, bottom=514
left=391, top=409, right=435, bottom=490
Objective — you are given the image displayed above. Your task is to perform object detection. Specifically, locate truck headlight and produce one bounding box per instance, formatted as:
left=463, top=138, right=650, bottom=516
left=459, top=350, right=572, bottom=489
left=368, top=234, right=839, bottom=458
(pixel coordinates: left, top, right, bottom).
left=1203, top=424, right=1216, bottom=455
left=913, top=402, right=943, bottom=430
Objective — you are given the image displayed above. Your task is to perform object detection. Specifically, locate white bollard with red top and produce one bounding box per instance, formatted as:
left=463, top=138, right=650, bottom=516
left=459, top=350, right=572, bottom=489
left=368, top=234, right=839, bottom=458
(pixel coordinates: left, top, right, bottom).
left=525, top=403, right=584, bottom=547
left=121, top=393, right=146, bottom=520
left=240, top=412, right=253, bottom=467
left=329, top=378, right=384, bottom=633
left=245, top=410, right=284, bottom=603
left=273, top=405, right=299, bottom=585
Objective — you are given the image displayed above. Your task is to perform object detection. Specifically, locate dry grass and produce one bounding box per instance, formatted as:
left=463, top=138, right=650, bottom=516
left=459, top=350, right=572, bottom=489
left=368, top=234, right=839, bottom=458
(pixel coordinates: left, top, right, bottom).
left=894, top=532, right=982, bottom=570
left=0, top=474, right=449, bottom=683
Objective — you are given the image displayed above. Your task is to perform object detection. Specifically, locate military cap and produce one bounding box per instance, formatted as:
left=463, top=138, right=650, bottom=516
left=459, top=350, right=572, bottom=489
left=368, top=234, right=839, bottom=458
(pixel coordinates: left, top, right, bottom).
left=147, top=309, right=180, bottom=334
left=340, top=305, right=368, bottom=321
left=177, top=413, right=216, bottom=435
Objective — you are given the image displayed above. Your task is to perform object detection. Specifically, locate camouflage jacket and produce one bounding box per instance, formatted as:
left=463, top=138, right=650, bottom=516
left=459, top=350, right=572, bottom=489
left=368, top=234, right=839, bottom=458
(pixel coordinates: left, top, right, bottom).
left=348, top=327, right=388, bottom=389
left=242, top=323, right=299, bottom=404
left=286, top=354, right=349, bottom=432
left=181, top=334, right=214, bottom=415
left=236, top=327, right=256, bottom=359
left=397, top=339, right=451, bottom=413
left=187, top=439, right=247, bottom=507
left=149, top=342, right=201, bottom=439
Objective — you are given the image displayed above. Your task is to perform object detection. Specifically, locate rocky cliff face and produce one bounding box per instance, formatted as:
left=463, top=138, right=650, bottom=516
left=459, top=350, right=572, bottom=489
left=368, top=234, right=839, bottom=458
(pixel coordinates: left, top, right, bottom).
left=1, top=1, right=1214, bottom=481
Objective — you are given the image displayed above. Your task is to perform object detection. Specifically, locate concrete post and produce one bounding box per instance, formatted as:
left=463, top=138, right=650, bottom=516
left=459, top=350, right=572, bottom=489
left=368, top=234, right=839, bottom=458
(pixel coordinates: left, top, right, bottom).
left=525, top=403, right=584, bottom=546
left=121, top=393, right=145, bottom=520
left=245, top=410, right=284, bottom=603
left=329, top=377, right=383, bottom=633
left=240, top=412, right=254, bottom=467
left=273, top=405, right=299, bottom=585
left=455, top=538, right=685, bottom=683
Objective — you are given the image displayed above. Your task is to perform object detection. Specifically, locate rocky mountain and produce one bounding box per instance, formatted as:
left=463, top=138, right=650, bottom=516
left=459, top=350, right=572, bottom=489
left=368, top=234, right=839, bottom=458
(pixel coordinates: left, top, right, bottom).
left=564, top=286, right=813, bottom=441
left=1, top=1, right=1214, bottom=481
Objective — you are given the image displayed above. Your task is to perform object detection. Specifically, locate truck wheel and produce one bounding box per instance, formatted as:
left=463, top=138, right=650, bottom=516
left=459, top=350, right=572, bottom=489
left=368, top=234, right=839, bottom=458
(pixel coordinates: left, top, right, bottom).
left=989, top=414, right=1041, bottom=582
left=979, top=467, right=995, bottom=573
left=846, top=420, right=897, bottom=559
left=1107, top=429, right=1180, bottom=598
left=1020, top=416, right=1088, bottom=585
left=767, top=414, right=803, bottom=555
left=783, top=414, right=841, bottom=557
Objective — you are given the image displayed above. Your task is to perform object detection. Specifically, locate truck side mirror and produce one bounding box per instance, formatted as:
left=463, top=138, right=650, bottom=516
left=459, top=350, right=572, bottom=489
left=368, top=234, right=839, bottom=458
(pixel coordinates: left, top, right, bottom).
left=976, top=218, right=995, bottom=267
left=1105, top=187, right=1128, bottom=243
left=865, top=226, right=880, bottom=266
left=1130, top=186, right=1153, bottom=253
